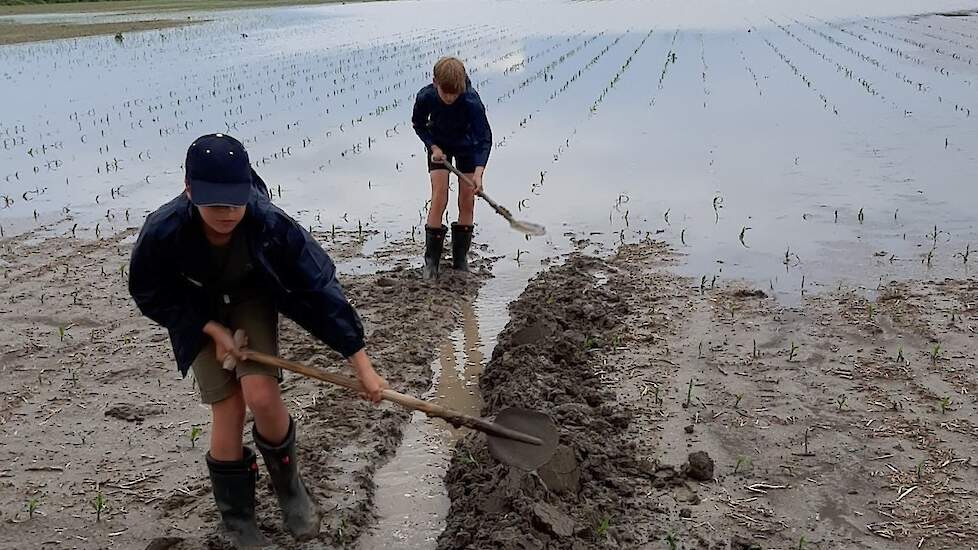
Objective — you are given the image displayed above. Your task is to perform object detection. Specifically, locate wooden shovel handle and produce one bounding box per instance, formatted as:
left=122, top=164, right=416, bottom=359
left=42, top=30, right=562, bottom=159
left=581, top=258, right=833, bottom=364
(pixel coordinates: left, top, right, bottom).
left=440, top=161, right=515, bottom=221
left=241, top=348, right=543, bottom=446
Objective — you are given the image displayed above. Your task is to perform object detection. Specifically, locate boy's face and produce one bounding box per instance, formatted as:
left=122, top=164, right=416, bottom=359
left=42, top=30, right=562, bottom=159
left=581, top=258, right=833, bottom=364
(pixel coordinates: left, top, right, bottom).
left=434, top=81, right=460, bottom=105
left=186, top=185, right=246, bottom=235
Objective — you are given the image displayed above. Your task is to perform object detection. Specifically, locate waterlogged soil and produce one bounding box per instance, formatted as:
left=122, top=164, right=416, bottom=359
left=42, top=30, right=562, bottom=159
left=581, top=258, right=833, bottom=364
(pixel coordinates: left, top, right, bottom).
left=0, top=226, right=489, bottom=550
left=437, top=243, right=977, bottom=550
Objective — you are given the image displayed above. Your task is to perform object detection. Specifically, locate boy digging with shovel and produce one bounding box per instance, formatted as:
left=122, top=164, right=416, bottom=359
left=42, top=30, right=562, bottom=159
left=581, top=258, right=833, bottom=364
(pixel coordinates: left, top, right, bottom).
left=129, top=133, right=388, bottom=547
left=412, top=56, right=493, bottom=280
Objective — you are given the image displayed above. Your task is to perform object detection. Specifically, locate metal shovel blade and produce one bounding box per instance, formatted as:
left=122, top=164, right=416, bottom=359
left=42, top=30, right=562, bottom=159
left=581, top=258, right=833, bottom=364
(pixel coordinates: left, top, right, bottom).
left=487, top=407, right=559, bottom=471
left=510, top=219, right=547, bottom=237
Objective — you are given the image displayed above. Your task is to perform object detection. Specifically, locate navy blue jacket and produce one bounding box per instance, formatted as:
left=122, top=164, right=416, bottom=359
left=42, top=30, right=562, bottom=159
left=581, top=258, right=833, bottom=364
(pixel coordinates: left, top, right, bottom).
left=129, top=180, right=365, bottom=376
left=412, top=78, right=492, bottom=167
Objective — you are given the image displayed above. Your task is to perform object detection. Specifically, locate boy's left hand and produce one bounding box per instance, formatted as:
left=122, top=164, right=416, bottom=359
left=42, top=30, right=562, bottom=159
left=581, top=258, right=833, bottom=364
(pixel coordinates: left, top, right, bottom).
left=470, top=173, right=484, bottom=194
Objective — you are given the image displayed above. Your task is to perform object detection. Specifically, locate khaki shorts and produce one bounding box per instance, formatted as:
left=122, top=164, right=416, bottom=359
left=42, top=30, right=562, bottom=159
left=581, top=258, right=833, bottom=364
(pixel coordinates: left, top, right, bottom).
left=191, top=297, right=282, bottom=404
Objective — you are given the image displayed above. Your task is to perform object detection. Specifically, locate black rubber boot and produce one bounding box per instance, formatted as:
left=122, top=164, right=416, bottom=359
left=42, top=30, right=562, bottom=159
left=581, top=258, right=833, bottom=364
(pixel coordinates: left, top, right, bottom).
left=451, top=223, right=473, bottom=272
left=253, top=419, right=320, bottom=540
left=422, top=225, right=447, bottom=280
left=206, top=447, right=268, bottom=549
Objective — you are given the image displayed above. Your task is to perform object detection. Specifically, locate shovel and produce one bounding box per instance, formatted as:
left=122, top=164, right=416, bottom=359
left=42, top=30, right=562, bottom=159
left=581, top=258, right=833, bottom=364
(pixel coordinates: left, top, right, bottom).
left=441, top=160, right=547, bottom=237
left=226, top=331, right=558, bottom=470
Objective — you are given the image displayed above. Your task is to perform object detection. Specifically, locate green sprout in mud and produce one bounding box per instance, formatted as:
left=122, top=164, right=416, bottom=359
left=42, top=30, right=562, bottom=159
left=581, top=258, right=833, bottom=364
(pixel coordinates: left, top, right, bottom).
left=57, top=325, right=66, bottom=342
left=334, top=517, right=348, bottom=545
left=458, top=450, right=479, bottom=466
left=930, top=344, right=942, bottom=364
left=836, top=394, right=848, bottom=411
left=916, top=460, right=926, bottom=482
left=940, top=396, right=951, bottom=415
left=700, top=275, right=707, bottom=294
left=733, top=394, right=744, bottom=409
left=92, top=491, right=106, bottom=522
left=925, top=248, right=935, bottom=268
left=595, top=516, right=611, bottom=537
left=798, top=536, right=807, bottom=550
left=734, top=455, right=750, bottom=474
left=26, top=498, right=39, bottom=520
left=685, top=379, right=695, bottom=408
left=787, top=342, right=799, bottom=362
left=189, top=426, right=202, bottom=448
left=752, top=339, right=759, bottom=361
left=665, top=532, right=679, bottom=550
left=867, top=303, right=875, bottom=321
left=896, top=347, right=905, bottom=364
left=583, top=335, right=599, bottom=350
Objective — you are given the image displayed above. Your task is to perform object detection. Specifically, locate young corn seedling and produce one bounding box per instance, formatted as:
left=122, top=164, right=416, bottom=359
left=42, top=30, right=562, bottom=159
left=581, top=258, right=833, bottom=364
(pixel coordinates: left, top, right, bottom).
left=836, top=394, right=848, bottom=411
left=666, top=532, right=679, bottom=550
left=787, top=341, right=799, bottom=362
left=595, top=517, right=611, bottom=537
left=734, top=455, right=750, bottom=474
left=734, top=394, right=744, bottom=408
left=92, top=491, right=106, bottom=522
left=189, top=426, right=202, bottom=448
left=896, top=347, right=905, bottom=364
left=931, top=344, right=942, bottom=364
left=26, top=498, right=39, bottom=520
left=867, top=303, right=875, bottom=321
left=955, top=244, right=971, bottom=264
left=685, top=378, right=695, bottom=408
left=739, top=226, right=750, bottom=247
left=916, top=460, right=925, bottom=482
left=798, top=536, right=807, bottom=550
left=940, top=396, right=951, bottom=414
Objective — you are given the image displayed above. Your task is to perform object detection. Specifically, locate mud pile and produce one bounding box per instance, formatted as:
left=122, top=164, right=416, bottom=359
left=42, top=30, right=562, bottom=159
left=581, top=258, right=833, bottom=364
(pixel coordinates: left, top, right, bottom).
left=439, top=256, right=652, bottom=549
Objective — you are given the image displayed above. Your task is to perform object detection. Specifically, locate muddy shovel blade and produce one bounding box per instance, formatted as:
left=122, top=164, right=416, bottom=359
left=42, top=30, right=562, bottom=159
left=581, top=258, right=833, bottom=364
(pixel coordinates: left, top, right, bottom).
left=487, top=407, right=559, bottom=471
left=509, top=219, right=547, bottom=237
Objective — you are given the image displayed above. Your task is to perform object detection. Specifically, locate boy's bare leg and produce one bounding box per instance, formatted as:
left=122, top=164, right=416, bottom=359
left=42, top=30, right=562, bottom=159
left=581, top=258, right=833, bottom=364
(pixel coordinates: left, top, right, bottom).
left=427, top=169, right=450, bottom=228
left=209, top=385, right=246, bottom=461
left=240, top=374, right=290, bottom=444
left=457, top=172, right=477, bottom=226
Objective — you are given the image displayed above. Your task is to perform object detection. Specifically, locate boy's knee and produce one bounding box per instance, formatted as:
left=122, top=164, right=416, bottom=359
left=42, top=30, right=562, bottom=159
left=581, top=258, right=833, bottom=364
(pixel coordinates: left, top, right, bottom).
left=241, top=376, right=283, bottom=417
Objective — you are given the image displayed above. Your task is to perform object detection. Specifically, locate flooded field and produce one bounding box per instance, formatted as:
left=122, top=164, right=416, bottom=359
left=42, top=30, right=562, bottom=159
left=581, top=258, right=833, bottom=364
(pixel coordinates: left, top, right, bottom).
left=1, top=0, right=977, bottom=549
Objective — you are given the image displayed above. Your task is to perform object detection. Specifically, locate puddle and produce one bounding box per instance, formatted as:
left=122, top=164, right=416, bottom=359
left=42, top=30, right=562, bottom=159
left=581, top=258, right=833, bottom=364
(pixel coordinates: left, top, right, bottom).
left=358, top=300, right=484, bottom=549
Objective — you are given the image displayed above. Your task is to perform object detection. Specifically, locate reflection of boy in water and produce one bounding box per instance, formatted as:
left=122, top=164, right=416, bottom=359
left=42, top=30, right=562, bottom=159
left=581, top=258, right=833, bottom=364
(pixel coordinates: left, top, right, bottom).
left=412, top=56, right=493, bottom=280
left=129, top=133, right=388, bottom=548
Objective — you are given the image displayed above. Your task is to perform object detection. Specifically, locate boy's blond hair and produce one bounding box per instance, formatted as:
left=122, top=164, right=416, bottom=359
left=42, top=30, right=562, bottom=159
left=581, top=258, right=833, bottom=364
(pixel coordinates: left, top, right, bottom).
left=433, top=57, right=467, bottom=95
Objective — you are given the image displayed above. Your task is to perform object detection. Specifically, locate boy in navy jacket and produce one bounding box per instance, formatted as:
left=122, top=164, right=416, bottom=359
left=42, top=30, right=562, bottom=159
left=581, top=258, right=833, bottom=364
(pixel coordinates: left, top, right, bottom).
left=129, top=133, right=388, bottom=547
left=411, top=56, right=492, bottom=279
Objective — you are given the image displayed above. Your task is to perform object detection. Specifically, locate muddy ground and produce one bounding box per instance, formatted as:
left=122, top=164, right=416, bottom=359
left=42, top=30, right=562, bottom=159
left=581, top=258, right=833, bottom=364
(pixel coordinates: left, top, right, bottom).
left=439, top=242, right=977, bottom=550
left=0, top=225, right=488, bottom=550
left=1, top=228, right=976, bottom=550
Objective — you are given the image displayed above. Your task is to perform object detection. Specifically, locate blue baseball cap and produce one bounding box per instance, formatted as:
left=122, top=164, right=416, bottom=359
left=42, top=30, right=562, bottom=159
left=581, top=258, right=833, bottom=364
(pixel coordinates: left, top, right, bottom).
left=185, top=133, right=253, bottom=206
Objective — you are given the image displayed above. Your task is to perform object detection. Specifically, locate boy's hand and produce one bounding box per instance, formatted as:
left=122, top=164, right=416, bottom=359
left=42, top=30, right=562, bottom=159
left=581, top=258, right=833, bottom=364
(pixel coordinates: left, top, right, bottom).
left=348, top=349, right=389, bottom=403
left=430, top=146, right=446, bottom=164
left=470, top=173, right=484, bottom=194
left=203, top=321, right=244, bottom=363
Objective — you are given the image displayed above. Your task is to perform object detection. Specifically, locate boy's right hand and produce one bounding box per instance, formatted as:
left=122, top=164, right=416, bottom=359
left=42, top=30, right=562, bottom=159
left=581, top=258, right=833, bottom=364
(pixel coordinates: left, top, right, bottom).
left=203, top=321, right=243, bottom=363
left=430, top=146, right=446, bottom=164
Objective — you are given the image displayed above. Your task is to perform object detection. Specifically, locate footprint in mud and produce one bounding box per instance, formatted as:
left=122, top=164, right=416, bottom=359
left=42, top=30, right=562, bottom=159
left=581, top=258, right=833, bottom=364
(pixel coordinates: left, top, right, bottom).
left=104, top=403, right=165, bottom=422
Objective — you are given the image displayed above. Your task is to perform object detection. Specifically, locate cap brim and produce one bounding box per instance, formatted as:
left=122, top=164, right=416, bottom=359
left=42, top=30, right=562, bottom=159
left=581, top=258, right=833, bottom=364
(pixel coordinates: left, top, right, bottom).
left=188, top=179, right=251, bottom=207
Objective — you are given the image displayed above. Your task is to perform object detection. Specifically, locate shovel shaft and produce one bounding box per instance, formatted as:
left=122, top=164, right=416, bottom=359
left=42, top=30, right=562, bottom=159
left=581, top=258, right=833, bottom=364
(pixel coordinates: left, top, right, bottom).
left=440, top=161, right=515, bottom=221
left=242, top=350, right=544, bottom=446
